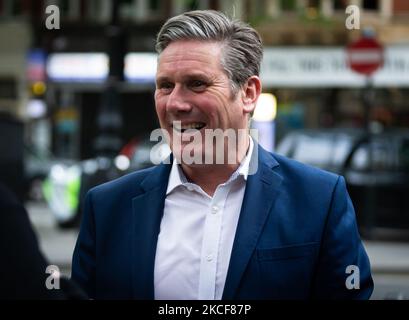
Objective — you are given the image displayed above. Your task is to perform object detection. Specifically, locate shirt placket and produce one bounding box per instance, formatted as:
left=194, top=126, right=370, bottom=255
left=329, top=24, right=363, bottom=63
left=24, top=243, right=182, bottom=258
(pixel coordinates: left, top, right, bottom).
left=198, top=185, right=229, bottom=300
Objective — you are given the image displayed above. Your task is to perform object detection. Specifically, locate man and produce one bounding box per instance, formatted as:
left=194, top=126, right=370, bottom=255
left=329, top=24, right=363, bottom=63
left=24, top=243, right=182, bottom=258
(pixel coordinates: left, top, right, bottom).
left=72, top=10, right=373, bottom=300
left=0, top=182, right=86, bottom=299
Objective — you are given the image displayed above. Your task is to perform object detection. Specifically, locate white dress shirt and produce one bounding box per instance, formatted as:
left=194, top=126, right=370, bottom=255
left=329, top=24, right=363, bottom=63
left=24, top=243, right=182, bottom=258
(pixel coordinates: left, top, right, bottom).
left=154, top=137, right=254, bottom=300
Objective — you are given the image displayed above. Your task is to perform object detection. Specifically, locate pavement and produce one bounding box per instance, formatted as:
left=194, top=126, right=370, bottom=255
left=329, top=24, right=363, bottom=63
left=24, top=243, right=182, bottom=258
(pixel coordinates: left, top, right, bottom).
left=26, top=201, right=409, bottom=300
left=364, top=241, right=409, bottom=274
left=27, top=201, right=78, bottom=277
left=363, top=241, right=409, bottom=299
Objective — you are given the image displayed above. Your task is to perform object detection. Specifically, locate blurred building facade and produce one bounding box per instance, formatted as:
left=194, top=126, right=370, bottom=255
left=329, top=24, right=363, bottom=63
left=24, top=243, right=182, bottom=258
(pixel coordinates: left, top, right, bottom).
left=0, top=0, right=409, bottom=160
left=250, top=0, right=409, bottom=141
left=1, top=0, right=227, bottom=160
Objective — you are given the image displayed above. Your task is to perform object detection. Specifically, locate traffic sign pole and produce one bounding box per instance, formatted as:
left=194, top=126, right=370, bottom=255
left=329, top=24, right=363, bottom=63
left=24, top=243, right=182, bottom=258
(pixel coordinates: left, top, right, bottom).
left=347, top=31, right=384, bottom=130
left=347, top=31, right=384, bottom=238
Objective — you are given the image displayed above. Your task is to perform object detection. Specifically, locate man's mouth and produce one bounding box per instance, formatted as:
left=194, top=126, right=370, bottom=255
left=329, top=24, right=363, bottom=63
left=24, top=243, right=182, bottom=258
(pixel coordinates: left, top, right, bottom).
left=172, top=122, right=206, bottom=133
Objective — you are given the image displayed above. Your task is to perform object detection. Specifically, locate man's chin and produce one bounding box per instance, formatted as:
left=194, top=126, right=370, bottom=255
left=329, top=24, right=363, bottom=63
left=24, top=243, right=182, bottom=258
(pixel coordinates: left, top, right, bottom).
left=171, top=147, right=239, bottom=167
left=171, top=145, right=205, bottom=165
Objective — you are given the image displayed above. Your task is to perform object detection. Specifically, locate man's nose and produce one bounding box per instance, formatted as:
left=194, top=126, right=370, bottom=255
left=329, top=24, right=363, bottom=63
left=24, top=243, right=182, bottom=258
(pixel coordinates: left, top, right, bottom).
left=166, top=86, right=192, bottom=113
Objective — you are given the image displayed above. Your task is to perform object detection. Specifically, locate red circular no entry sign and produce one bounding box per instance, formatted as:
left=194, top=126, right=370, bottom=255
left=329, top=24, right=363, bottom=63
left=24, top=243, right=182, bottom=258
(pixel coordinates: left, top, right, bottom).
left=347, top=36, right=384, bottom=76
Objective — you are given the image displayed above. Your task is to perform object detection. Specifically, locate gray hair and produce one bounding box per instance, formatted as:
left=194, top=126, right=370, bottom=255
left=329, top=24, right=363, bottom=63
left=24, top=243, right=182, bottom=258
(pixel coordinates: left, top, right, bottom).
left=155, top=10, right=263, bottom=95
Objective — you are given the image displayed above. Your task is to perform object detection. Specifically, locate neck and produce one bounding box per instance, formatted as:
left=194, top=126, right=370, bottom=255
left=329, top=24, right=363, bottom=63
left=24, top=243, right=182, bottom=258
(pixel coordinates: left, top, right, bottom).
left=180, top=136, right=250, bottom=197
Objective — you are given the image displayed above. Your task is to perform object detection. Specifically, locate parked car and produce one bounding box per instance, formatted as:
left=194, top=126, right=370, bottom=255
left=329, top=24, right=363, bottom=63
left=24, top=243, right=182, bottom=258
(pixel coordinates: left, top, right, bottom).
left=44, top=137, right=170, bottom=229
left=276, top=128, right=409, bottom=234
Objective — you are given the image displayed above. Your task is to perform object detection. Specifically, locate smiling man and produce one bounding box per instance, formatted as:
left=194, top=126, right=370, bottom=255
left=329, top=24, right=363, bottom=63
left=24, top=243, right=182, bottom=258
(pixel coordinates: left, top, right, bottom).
left=72, top=10, right=373, bottom=300
left=154, top=38, right=260, bottom=195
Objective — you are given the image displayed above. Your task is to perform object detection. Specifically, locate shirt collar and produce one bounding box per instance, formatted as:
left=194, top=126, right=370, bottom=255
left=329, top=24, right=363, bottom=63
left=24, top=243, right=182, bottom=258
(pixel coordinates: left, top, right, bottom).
left=229, top=135, right=253, bottom=182
left=166, top=136, right=254, bottom=196
left=166, top=156, right=188, bottom=195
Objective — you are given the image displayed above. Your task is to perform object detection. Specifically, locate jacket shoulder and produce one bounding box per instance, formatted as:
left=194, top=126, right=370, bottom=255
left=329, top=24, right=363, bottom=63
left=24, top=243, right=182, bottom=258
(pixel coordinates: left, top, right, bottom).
left=271, top=152, right=340, bottom=189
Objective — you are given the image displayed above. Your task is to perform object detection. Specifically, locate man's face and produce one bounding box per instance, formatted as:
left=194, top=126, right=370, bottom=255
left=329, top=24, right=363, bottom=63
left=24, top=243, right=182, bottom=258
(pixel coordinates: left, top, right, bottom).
left=155, top=40, right=251, bottom=163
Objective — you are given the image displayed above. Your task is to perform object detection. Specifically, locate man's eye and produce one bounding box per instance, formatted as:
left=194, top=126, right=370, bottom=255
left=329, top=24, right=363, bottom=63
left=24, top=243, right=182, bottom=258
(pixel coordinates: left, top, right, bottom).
left=189, top=80, right=207, bottom=90
left=158, top=83, right=174, bottom=92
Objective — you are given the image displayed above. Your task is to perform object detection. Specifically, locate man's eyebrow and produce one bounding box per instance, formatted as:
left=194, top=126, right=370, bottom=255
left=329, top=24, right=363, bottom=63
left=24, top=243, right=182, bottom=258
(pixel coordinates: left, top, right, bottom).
left=156, top=76, right=171, bottom=84
left=183, top=74, right=210, bottom=81
left=156, top=74, right=211, bottom=83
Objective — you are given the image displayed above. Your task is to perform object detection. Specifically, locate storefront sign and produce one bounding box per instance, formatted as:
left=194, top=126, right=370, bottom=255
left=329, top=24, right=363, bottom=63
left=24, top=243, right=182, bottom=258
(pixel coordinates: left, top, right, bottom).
left=261, top=46, right=409, bottom=87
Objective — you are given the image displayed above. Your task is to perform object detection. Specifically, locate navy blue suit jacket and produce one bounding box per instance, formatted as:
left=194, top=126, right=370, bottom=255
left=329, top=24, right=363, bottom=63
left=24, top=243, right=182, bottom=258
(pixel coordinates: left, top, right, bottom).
left=72, top=145, right=373, bottom=299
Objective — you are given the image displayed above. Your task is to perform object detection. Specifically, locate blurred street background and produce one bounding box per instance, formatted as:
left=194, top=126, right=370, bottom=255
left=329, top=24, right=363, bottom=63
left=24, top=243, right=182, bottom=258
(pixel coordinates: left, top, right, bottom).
left=1, top=0, right=409, bottom=300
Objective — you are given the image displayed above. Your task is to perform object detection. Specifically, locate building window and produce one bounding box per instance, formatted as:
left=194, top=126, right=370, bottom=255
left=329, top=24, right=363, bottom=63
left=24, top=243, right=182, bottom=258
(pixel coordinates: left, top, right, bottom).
left=119, top=0, right=133, bottom=5
left=334, top=0, right=348, bottom=10
left=149, top=0, right=159, bottom=11
left=280, top=0, right=297, bottom=11
left=60, top=0, right=70, bottom=17
left=363, top=0, right=379, bottom=10
left=307, top=0, right=320, bottom=8
left=186, top=0, right=200, bottom=11
left=0, top=78, right=17, bottom=99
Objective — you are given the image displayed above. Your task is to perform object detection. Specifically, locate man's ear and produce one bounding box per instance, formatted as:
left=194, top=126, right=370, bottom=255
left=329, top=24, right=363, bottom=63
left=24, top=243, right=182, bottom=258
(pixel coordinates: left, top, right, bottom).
left=241, top=76, right=262, bottom=115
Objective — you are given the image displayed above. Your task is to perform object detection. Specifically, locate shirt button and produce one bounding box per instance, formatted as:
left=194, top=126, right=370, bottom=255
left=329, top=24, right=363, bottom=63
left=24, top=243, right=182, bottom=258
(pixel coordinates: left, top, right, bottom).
left=211, top=206, right=219, bottom=214
left=206, top=254, right=213, bottom=262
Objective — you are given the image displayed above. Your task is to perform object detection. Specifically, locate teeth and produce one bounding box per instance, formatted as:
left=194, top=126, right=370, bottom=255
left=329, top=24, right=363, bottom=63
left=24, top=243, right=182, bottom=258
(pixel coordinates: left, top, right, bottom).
left=182, top=122, right=205, bottom=130
left=173, top=122, right=205, bottom=131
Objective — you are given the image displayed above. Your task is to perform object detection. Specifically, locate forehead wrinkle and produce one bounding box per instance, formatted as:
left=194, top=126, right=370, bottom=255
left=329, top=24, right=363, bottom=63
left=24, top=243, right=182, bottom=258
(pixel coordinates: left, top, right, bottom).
left=158, top=56, right=220, bottom=74
left=158, top=41, right=224, bottom=71
left=157, top=72, right=214, bottom=84
left=157, top=63, right=222, bottom=85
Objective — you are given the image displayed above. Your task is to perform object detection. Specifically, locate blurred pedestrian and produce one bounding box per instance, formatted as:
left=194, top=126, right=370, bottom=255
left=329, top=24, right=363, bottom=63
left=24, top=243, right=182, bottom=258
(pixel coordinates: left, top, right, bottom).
left=0, top=182, right=85, bottom=299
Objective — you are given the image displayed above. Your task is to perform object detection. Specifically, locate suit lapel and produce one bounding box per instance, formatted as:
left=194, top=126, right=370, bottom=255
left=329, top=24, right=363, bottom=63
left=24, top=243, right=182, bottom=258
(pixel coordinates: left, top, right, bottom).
left=222, top=146, right=283, bottom=299
left=130, top=148, right=282, bottom=299
left=131, top=162, right=171, bottom=299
